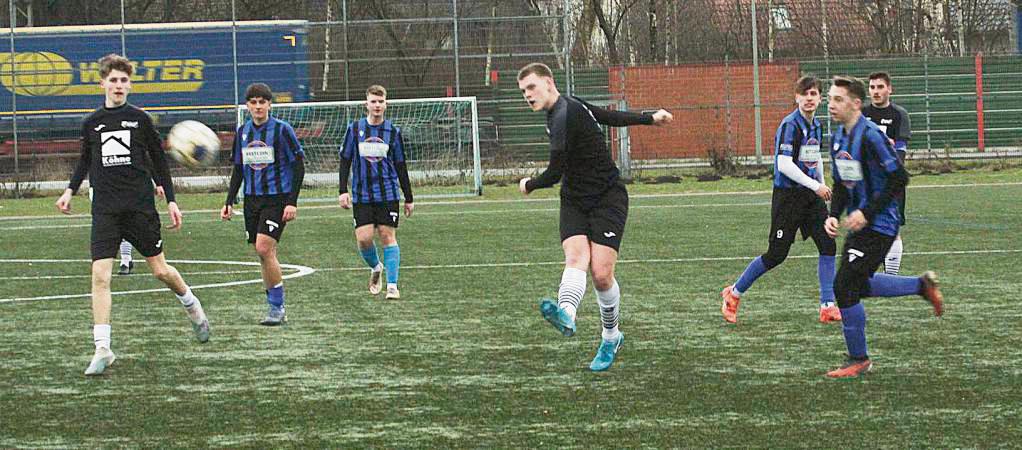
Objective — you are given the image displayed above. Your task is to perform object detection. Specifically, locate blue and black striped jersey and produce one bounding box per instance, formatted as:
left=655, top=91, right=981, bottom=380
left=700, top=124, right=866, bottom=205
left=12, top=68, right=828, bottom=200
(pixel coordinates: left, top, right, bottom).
left=231, top=116, right=304, bottom=197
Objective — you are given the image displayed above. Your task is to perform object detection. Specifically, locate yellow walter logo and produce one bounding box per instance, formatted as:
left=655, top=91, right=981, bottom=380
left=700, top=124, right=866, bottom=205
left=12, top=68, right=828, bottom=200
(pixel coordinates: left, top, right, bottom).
left=0, top=52, right=205, bottom=96
left=0, top=51, right=75, bottom=96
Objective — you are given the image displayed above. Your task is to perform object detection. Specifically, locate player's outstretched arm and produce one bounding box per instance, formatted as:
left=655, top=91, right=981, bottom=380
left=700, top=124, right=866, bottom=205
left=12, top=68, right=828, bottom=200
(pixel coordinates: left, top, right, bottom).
left=578, top=97, right=667, bottom=127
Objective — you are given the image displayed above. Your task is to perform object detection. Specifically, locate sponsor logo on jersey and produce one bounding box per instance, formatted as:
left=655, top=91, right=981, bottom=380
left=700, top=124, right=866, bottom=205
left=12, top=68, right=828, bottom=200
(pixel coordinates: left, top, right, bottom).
left=100, top=130, right=132, bottom=167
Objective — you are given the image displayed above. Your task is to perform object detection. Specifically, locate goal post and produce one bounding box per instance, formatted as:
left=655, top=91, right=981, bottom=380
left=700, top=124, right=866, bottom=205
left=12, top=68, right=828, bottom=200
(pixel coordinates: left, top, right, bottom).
left=238, top=96, right=482, bottom=199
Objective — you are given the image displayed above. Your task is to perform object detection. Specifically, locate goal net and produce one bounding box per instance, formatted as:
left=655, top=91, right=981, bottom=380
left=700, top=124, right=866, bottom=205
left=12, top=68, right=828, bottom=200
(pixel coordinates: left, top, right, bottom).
left=238, top=97, right=482, bottom=199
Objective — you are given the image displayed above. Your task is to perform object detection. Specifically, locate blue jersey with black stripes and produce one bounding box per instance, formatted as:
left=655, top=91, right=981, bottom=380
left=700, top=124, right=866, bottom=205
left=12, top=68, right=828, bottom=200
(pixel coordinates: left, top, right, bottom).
left=773, top=109, right=823, bottom=188
left=339, top=118, right=407, bottom=204
left=830, top=115, right=902, bottom=236
left=231, top=116, right=304, bottom=197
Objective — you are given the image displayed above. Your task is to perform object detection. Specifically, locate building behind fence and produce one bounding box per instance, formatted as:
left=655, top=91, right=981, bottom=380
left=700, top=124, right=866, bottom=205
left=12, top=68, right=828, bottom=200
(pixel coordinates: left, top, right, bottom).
left=2, top=0, right=1020, bottom=186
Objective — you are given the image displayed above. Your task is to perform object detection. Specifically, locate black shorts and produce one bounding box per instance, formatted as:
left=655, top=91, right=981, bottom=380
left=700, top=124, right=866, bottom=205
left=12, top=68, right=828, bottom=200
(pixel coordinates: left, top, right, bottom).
left=244, top=195, right=287, bottom=244
left=896, top=189, right=907, bottom=226
left=353, top=201, right=400, bottom=229
left=896, top=150, right=907, bottom=226
left=835, top=228, right=897, bottom=305
left=560, top=185, right=628, bottom=252
left=91, top=208, right=163, bottom=261
left=769, top=187, right=829, bottom=245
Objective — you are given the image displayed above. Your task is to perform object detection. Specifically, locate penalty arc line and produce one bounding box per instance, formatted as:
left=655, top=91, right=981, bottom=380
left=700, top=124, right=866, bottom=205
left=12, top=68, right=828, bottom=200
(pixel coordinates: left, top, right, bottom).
left=0, top=259, right=316, bottom=304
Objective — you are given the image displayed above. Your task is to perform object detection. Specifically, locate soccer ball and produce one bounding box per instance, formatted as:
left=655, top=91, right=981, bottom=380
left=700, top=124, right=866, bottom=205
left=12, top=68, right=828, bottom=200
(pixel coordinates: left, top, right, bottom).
left=167, top=120, right=220, bottom=168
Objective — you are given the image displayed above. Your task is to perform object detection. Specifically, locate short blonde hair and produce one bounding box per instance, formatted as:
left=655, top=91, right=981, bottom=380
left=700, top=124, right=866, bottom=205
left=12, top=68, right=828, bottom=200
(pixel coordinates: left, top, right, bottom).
left=366, top=85, right=387, bottom=98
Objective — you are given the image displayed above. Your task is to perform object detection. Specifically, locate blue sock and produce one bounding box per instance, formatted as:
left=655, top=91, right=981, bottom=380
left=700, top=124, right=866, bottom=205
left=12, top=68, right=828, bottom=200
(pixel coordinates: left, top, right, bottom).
left=866, top=273, right=922, bottom=297
left=839, top=303, right=868, bottom=359
left=734, top=256, right=768, bottom=294
left=360, top=246, right=380, bottom=269
left=267, top=283, right=284, bottom=308
left=818, top=255, right=836, bottom=305
left=383, top=244, right=400, bottom=284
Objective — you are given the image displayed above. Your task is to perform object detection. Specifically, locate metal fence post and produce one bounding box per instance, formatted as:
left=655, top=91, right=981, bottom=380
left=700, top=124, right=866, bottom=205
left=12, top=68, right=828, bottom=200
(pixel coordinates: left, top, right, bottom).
left=452, top=0, right=461, bottom=97
left=751, top=0, right=763, bottom=164
left=9, top=0, right=19, bottom=179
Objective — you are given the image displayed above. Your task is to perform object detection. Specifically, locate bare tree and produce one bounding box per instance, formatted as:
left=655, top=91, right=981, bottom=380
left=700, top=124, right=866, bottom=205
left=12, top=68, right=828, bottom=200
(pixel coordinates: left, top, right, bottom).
left=591, top=0, right=643, bottom=65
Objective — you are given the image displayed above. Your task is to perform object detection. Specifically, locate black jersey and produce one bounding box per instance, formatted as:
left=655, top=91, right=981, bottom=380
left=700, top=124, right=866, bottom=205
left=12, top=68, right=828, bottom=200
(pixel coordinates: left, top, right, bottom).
left=524, top=95, right=652, bottom=204
left=68, top=103, right=175, bottom=213
left=862, top=102, right=911, bottom=153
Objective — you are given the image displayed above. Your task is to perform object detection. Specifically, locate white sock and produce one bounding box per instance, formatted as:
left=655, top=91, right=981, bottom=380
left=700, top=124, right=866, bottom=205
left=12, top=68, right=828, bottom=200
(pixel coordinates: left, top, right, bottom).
left=387, top=282, right=397, bottom=290
left=558, top=268, right=586, bottom=321
left=885, top=236, right=903, bottom=275
left=119, top=240, right=133, bottom=265
left=732, top=285, right=743, bottom=298
left=175, top=288, right=206, bottom=323
left=94, top=324, right=111, bottom=350
left=373, top=263, right=383, bottom=273
left=597, top=279, right=621, bottom=341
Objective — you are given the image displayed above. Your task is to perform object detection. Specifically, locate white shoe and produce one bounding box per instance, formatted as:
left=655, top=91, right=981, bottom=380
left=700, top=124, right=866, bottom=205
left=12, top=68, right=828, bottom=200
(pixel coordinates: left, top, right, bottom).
left=369, top=269, right=384, bottom=295
left=385, top=285, right=400, bottom=300
left=85, top=347, right=116, bottom=376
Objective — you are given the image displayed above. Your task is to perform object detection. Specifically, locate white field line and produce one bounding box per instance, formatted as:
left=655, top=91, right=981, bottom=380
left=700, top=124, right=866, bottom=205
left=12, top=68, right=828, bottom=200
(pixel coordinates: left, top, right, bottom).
left=2, top=180, right=1020, bottom=222
left=0, top=259, right=315, bottom=304
left=316, top=249, right=1022, bottom=272
left=0, top=268, right=272, bottom=281
left=0, top=201, right=773, bottom=231
left=2, top=249, right=1017, bottom=303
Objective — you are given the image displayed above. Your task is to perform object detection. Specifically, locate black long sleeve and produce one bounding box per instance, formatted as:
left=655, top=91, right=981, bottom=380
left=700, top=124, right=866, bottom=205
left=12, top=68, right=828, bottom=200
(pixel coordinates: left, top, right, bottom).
left=525, top=97, right=568, bottom=193
left=578, top=98, right=655, bottom=127
left=67, top=124, right=92, bottom=194
left=225, top=163, right=244, bottom=205
left=830, top=180, right=849, bottom=218
left=287, top=155, right=305, bottom=207
left=144, top=123, right=176, bottom=203
left=338, top=157, right=352, bottom=194
left=861, top=165, right=909, bottom=222
left=394, top=161, right=413, bottom=203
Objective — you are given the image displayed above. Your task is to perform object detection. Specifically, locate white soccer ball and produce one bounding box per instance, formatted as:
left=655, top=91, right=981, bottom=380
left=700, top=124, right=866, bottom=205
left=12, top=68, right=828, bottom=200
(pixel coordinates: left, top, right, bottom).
left=167, top=120, right=220, bottom=168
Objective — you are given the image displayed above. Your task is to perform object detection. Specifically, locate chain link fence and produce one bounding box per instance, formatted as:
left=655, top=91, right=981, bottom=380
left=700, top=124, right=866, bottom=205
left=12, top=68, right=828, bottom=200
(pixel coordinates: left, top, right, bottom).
left=2, top=0, right=1019, bottom=190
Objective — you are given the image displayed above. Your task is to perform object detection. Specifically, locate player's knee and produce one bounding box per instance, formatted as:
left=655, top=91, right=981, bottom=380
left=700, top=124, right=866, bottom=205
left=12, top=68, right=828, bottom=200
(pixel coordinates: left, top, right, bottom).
left=817, top=237, right=837, bottom=256
left=92, top=268, right=112, bottom=289
left=834, top=270, right=862, bottom=309
left=762, top=242, right=791, bottom=269
left=255, top=240, right=276, bottom=258
left=591, top=268, right=614, bottom=291
left=151, top=265, right=174, bottom=283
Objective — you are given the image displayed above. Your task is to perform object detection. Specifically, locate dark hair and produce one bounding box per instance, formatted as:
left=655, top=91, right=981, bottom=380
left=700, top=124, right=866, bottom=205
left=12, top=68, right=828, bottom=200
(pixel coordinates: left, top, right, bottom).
left=98, top=54, right=133, bottom=79
left=831, top=75, right=867, bottom=102
left=795, top=75, right=820, bottom=95
left=868, top=71, right=892, bottom=86
left=517, top=62, right=554, bottom=81
left=245, top=83, right=273, bottom=102
left=366, top=84, right=387, bottom=98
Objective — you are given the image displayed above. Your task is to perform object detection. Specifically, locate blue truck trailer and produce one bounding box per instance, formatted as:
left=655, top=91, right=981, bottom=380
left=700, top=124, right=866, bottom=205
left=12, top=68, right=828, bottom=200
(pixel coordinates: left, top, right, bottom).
left=0, top=20, right=308, bottom=162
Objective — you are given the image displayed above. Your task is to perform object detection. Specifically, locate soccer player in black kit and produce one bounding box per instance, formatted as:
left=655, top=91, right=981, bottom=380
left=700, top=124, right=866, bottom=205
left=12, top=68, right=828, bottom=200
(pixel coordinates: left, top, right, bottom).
left=56, top=54, right=210, bottom=376
left=516, top=63, right=673, bottom=371
left=863, top=72, right=911, bottom=275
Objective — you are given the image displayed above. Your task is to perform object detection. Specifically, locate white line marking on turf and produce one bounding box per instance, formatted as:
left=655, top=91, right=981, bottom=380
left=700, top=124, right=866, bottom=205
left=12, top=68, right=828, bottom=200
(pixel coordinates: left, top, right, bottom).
left=0, top=202, right=773, bottom=231
left=0, top=269, right=276, bottom=281
left=317, top=249, right=1022, bottom=272
left=3, top=180, right=1020, bottom=222
left=0, top=259, right=315, bottom=304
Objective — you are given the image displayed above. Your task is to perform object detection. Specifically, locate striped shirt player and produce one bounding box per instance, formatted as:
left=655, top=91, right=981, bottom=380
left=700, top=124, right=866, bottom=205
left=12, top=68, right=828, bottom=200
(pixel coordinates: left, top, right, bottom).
left=821, top=75, right=942, bottom=379
left=223, top=83, right=306, bottom=325
left=338, top=85, right=414, bottom=300
left=722, top=75, right=839, bottom=325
